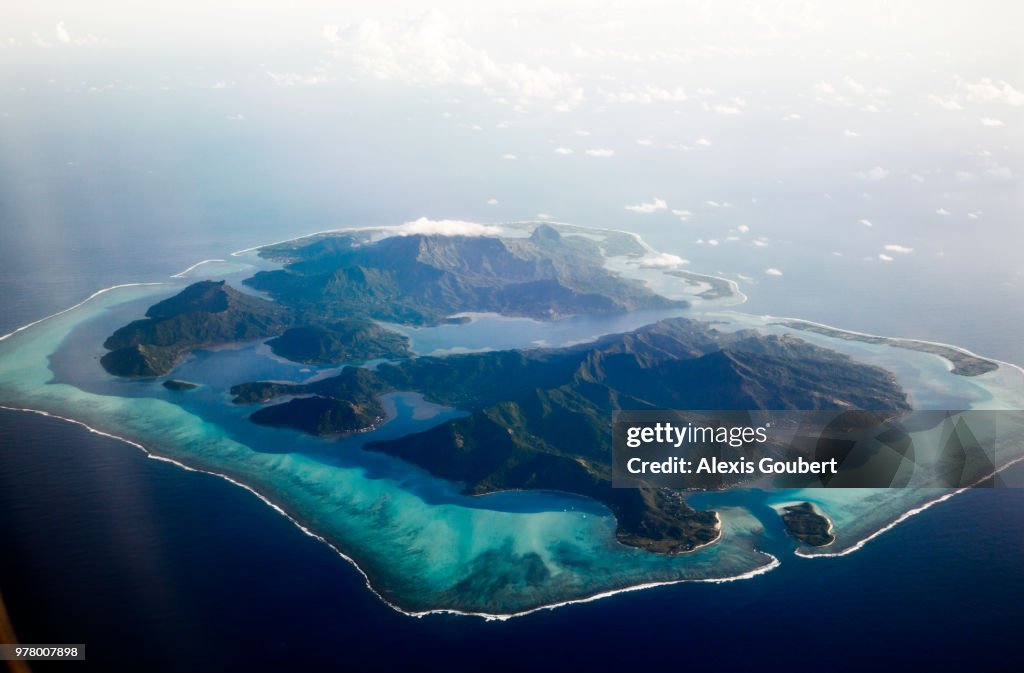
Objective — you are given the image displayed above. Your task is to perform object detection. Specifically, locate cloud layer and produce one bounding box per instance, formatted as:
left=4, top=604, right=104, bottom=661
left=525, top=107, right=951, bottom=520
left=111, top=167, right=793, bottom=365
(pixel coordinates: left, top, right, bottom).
left=396, top=217, right=502, bottom=237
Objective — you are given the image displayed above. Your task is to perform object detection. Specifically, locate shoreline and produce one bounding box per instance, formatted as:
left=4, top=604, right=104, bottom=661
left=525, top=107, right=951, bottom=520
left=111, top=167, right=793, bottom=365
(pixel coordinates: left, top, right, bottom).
left=0, top=403, right=776, bottom=621
left=795, top=451, right=1024, bottom=559
left=770, top=501, right=835, bottom=549
left=0, top=282, right=165, bottom=344
left=0, top=221, right=1020, bottom=619
left=171, top=259, right=227, bottom=278
left=758, top=314, right=1024, bottom=377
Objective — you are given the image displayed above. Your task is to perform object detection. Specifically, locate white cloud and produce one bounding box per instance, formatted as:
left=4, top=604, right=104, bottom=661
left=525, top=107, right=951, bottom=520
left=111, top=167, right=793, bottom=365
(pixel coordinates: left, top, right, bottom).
left=322, top=11, right=582, bottom=109
left=884, top=244, right=914, bottom=254
left=396, top=217, right=502, bottom=237
left=878, top=254, right=894, bottom=262
left=765, top=268, right=783, bottom=276
left=635, top=138, right=654, bottom=146
left=936, top=208, right=951, bottom=215
left=605, top=85, right=687, bottom=104
left=964, top=78, right=1024, bottom=107
left=537, top=212, right=554, bottom=220
left=858, top=219, right=873, bottom=227
left=753, top=239, right=768, bottom=248
left=44, top=20, right=101, bottom=47
left=695, top=137, right=712, bottom=147
left=321, top=24, right=340, bottom=43
left=501, top=154, right=517, bottom=160
left=928, top=94, right=962, bottom=110
left=671, top=209, right=692, bottom=221
left=486, top=198, right=498, bottom=205
left=927, top=80, right=1023, bottom=113
left=711, top=104, right=742, bottom=115
left=986, top=166, right=1013, bottom=179
left=737, top=224, right=750, bottom=233
left=845, top=77, right=867, bottom=95
left=857, top=166, right=890, bottom=181
left=625, top=197, right=667, bottom=214
left=832, top=251, right=844, bottom=257
left=843, top=129, right=859, bottom=137
left=980, top=117, right=1005, bottom=127
left=707, top=239, right=720, bottom=246
left=267, top=71, right=327, bottom=86
left=585, top=148, right=615, bottom=157
left=553, top=147, right=574, bottom=155
left=55, top=21, right=71, bottom=45
left=642, top=252, right=688, bottom=267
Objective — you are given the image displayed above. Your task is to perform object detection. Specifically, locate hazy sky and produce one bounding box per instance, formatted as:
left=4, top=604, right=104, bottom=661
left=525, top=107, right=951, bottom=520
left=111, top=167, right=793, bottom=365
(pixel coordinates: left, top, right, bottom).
left=1, top=2, right=1022, bottom=357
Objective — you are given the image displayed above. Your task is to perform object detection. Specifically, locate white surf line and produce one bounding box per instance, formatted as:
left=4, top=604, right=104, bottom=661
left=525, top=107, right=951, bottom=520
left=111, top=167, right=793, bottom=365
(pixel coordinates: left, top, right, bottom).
left=796, top=452, right=1024, bottom=559
left=231, top=229, right=352, bottom=257
left=0, top=402, right=781, bottom=622
left=2, top=223, right=1013, bottom=616
left=0, top=283, right=165, bottom=343
left=747, top=315, right=1024, bottom=558
left=762, top=314, right=1024, bottom=378
left=170, top=259, right=226, bottom=278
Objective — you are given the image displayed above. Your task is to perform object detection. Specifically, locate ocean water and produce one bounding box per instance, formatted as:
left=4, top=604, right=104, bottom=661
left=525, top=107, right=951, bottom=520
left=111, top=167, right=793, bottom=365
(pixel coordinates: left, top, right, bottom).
left=3, top=409, right=1024, bottom=672
left=0, top=220, right=1022, bottom=668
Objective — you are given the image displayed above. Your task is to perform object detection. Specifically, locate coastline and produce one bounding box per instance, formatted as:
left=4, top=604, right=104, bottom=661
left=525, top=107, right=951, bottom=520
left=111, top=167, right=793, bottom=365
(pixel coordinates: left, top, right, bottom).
left=171, top=259, right=227, bottom=279
left=0, top=283, right=166, bottom=344
left=770, top=501, right=835, bottom=549
left=0, top=403, right=776, bottom=621
left=0, top=221, right=1020, bottom=619
left=759, top=314, right=1024, bottom=378
left=795, top=451, right=1024, bottom=559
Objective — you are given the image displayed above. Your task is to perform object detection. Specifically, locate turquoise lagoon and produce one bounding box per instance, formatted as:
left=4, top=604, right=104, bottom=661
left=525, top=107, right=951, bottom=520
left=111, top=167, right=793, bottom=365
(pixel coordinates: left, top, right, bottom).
left=1, top=225, right=1022, bottom=617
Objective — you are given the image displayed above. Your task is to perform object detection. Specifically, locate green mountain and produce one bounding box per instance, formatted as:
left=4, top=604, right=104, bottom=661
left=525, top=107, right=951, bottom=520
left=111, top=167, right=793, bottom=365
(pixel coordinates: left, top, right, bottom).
left=266, top=318, right=411, bottom=365
left=101, top=227, right=681, bottom=377
left=101, top=281, right=291, bottom=377
left=245, top=225, right=684, bottom=325
left=231, top=318, right=909, bottom=552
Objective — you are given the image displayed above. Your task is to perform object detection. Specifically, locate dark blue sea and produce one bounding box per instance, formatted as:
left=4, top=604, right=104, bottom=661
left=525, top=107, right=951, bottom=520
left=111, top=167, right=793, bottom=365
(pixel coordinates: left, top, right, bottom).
left=1, top=208, right=1022, bottom=672
left=3, top=409, right=1023, bottom=672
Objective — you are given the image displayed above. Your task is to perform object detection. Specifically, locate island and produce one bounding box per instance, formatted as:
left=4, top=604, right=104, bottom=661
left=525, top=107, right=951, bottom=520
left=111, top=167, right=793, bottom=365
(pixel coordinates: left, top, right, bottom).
left=101, top=225, right=684, bottom=376
left=244, top=224, right=685, bottom=325
left=779, top=502, right=835, bottom=546
left=162, top=379, right=199, bottom=391
left=227, top=316, right=907, bottom=553
left=266, top=319, right=411, bottom=365
left=775, top=320, right=999, bottom=376
left=101, top=280, right=292, bottom=377
left=101, top=224, right=911, bottom=554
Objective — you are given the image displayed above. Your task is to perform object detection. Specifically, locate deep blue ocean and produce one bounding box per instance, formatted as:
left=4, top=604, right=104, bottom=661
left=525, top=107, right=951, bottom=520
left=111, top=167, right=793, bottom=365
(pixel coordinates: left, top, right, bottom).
left=3, top=409, right=1024, bottom=672
left=1, top=172, right=1023, bottom=670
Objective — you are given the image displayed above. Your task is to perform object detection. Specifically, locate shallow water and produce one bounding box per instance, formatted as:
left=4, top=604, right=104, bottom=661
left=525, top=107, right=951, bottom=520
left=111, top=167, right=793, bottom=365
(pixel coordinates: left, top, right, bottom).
left=1, top=226, right=1022, bottom=616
